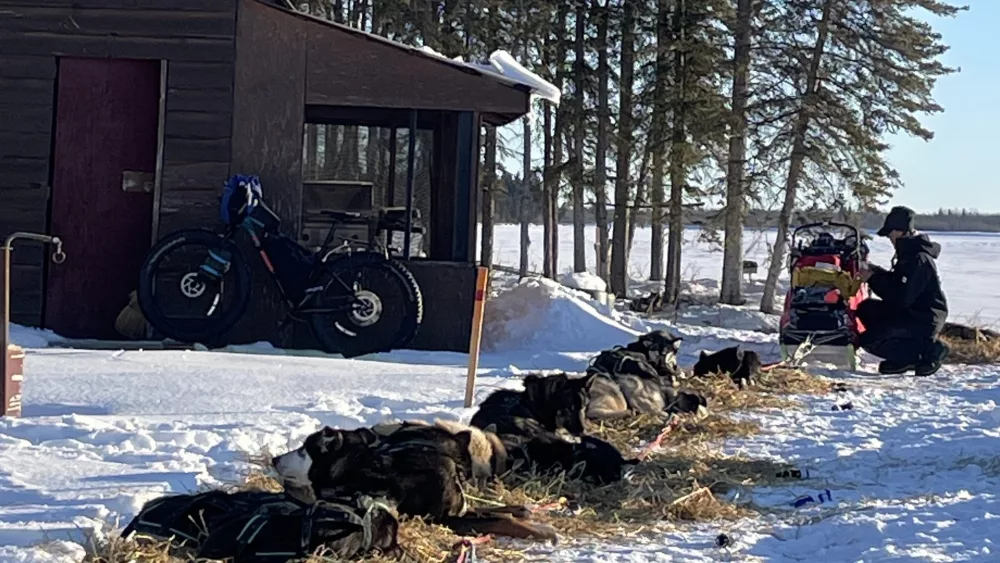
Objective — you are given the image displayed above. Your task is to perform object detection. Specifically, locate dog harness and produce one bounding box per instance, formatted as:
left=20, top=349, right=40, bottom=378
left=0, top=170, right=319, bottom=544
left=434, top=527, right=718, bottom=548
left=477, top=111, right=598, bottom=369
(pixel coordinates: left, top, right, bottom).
left=232, top=497, right=390, bottom=559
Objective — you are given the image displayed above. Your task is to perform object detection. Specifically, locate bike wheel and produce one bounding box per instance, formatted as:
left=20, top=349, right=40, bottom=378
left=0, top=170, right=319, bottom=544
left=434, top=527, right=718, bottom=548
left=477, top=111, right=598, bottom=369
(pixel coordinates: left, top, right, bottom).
left=137, top=229, right=252, bottom=346
left=308, top=252, right=423, bottom=358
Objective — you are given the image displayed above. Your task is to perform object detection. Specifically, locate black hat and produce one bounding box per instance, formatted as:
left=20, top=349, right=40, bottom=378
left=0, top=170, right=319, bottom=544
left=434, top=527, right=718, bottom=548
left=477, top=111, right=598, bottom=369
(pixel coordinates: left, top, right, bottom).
left=877, top=206, right=915, bottom=237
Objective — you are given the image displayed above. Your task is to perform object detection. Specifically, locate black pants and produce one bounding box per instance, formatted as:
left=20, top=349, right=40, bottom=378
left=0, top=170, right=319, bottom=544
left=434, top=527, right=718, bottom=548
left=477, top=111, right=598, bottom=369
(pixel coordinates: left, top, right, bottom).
left=855, top=299, right=937, bottom=365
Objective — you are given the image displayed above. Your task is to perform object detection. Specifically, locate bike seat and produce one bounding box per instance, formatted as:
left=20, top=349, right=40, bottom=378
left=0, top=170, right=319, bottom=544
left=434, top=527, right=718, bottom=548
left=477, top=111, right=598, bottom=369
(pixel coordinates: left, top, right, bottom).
left=320, top=210, right=368, bottom=222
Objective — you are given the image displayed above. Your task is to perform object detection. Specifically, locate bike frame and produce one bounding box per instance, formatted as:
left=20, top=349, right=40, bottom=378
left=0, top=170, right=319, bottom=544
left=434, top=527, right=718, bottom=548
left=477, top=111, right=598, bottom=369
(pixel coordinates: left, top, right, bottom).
left=227, top=207, right=376, bottom=323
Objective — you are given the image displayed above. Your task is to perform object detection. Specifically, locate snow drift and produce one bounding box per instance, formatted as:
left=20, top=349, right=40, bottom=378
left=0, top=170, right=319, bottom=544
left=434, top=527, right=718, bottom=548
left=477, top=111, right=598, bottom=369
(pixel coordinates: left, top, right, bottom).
left=481, top=276, right=640, bottom=353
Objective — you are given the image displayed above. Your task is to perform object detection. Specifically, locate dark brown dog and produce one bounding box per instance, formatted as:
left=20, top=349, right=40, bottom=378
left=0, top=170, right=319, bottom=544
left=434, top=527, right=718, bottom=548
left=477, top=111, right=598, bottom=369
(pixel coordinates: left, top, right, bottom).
left=470, top=373, right=592, bottom=439
left=506, top=432, right=640, bottom=485
left=273, top=426, right=557, bottom=541
left=693, top=346, right=761, bottom=389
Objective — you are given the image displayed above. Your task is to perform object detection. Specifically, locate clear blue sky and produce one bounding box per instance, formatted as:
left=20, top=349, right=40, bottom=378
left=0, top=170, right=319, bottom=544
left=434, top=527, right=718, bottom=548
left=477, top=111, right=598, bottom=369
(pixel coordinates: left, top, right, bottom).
left=886, top=0, right=1000, bottom=213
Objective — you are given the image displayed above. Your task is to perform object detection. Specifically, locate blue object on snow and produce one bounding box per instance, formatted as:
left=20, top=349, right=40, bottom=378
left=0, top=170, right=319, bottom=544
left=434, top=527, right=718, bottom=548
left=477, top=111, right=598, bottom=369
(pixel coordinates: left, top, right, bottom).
left=791, top=489, right=833, bottom=508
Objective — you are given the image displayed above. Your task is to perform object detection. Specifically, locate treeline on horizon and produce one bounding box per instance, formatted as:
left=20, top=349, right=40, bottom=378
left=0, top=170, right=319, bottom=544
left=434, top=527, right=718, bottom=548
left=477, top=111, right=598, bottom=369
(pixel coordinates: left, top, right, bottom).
left=490, top=207, right=1000, bottom=233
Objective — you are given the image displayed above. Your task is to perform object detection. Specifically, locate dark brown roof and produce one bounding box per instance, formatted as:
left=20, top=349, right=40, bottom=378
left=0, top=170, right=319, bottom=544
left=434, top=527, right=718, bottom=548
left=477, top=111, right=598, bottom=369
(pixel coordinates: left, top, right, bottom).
left=255, top=0, right=540, bottom=124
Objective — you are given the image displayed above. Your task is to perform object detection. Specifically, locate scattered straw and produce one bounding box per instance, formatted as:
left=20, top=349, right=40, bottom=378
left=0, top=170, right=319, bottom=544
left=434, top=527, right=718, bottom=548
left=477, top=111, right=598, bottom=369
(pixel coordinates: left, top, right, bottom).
left=942, top=335, right=1000, bottom=364
left=85, top=535, right=189, bottom=563
left=84, top=366, right=833, bottom=562
left=685, top=366, right=832, bottom=411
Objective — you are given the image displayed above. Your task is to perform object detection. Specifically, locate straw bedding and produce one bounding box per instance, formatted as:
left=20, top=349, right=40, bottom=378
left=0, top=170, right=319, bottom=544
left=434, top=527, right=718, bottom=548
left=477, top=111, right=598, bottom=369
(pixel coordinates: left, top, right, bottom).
left=86, top=367, right=831, bottom=563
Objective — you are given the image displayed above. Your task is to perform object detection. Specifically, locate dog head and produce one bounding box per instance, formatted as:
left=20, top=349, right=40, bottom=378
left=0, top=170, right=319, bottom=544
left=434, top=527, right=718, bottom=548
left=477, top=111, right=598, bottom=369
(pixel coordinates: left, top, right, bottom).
left=272, top=426, right=378, bottom=488
left=522, top=373, right=589, bottom=437
left=665, top=389, right=709, bottom=417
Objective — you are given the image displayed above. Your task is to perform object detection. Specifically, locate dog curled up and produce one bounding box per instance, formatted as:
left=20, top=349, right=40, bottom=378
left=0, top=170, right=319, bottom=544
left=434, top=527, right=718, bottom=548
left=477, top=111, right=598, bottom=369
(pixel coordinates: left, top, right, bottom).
left=470, top=372, right=592, bottom=440
left=504, top=431, right=640, bottom=485
left=467, top=372, right=646, bottom=485
left=692, top=346, right=762, bottom=389
left=370, top=418, right=508, bottom=485
left=122, top=489, right=403, bottom=561
left=587, top=348, right=708, bottom=419
left=272, top=426, right=556, bottom=541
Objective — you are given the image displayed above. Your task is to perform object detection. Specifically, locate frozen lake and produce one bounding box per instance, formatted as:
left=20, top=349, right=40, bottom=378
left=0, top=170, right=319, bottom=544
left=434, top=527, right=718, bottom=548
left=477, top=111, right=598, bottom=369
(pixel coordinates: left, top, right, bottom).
left=488, top=224, right=1000, bottom=327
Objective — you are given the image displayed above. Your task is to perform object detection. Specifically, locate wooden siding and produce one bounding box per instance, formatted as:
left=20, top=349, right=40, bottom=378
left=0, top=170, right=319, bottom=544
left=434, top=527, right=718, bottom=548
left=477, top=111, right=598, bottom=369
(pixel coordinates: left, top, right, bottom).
left=227, top=0, right=308, bottom=344
left=247, top=1, right=530, bottom=115
left=0, top=0, right=238, bottom=327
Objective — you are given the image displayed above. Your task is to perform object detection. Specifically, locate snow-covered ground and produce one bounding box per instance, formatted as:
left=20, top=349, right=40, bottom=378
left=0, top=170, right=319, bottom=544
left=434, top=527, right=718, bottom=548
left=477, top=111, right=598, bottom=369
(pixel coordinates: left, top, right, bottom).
left=488, top=225, right=1000, bottom=326
left=1, top=226, right=998, bottom=562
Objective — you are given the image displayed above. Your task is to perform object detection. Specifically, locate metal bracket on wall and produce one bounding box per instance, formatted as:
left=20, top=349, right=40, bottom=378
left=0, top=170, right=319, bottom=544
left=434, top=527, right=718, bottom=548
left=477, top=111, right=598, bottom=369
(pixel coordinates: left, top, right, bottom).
left=122, top=170, right=154, bottom=193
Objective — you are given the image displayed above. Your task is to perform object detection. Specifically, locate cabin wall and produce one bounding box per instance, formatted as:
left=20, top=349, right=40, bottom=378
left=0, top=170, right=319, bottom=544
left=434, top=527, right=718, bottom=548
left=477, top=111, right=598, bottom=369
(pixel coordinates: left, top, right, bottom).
left=0, top=0, right=238, bottom=327
left=228, top=0, right=308, bottom=344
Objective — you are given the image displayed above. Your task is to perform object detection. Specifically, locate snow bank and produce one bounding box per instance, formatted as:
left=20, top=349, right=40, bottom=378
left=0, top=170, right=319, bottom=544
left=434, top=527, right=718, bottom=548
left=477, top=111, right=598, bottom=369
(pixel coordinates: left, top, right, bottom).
left=558, top=271, right=607, bottom=293
left=482, top=276, right=639, bottom=353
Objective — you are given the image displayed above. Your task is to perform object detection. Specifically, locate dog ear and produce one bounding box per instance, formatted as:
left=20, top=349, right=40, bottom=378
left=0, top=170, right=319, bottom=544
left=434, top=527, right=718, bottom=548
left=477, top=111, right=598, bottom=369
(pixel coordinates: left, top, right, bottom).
left=483, top=423, right=498, bottom=434
left=699, top=350, right=707, bottom=360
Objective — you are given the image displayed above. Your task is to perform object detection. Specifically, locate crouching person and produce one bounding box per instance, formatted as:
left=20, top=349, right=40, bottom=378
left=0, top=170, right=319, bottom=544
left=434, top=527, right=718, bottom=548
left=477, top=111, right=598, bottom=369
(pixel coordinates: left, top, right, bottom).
left=857, top=206, right=950, bottom=376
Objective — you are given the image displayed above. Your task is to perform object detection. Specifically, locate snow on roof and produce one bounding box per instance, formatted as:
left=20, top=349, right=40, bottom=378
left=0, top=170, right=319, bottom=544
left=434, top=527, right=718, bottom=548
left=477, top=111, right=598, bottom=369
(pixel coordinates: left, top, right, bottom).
left=418, top=46, right=561, bottom=106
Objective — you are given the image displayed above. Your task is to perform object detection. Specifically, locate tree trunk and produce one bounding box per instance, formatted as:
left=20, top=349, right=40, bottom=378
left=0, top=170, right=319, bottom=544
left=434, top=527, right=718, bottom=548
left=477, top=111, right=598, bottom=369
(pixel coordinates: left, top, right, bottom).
left=611, top=0, right=637, bottom=296
left=481, top=126, right=497, bottom=267
left=594, top=1, right=611, bottom=282
left=543, top=103, right=555, bottom=278
left=520, top=117, right=532, bottom=277
left=551, top=2, right=569, bottom=276
left=720, top=0, right=753, bottom=305
left=664, top=0, right=687, bottom=304
left=760, top=0, right=834, bottom=313
left=650, top=0, right=670, bottom=283
left=572, top=2, right=587, bottom=273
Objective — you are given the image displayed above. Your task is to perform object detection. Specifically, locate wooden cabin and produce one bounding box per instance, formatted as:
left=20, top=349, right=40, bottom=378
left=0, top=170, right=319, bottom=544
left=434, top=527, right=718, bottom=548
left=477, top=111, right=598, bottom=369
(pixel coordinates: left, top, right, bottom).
left=0, top=0, right=537, bottom=352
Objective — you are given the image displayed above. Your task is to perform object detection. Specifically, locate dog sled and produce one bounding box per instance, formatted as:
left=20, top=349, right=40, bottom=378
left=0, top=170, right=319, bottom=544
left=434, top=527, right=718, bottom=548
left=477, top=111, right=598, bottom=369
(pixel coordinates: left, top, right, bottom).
left=779, top=222, right=870, bottom=370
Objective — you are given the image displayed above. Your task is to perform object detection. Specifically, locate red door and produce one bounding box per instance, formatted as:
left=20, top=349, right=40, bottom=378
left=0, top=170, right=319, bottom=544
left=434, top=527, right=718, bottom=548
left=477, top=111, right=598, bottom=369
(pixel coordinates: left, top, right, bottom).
left=45, top=57, right=161, bottom=339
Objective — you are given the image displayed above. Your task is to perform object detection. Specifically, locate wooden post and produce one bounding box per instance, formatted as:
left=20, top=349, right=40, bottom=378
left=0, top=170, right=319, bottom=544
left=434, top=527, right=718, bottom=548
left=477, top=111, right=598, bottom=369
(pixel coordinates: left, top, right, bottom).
left=464, top=266, right=490, bottom=408
left=2, top=246, right=24, bottom=417
left=0, top=245, right=10, bottom=407
left=1, top=233, right=65, bottom=418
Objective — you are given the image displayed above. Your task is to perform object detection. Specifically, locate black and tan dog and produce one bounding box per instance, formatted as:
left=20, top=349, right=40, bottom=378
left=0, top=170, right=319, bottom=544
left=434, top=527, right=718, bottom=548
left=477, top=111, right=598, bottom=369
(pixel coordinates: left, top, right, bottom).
left=371, top=419, right=508, bottom=485
left=272, top=426, right=556, bottom=540
left=622, top=330, right=684, bottom=386
left=693, top=346, right=762, bottom=389
left=588, top=348, right=707, bottom=419
left=469, top=373, right=592, bottom=439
